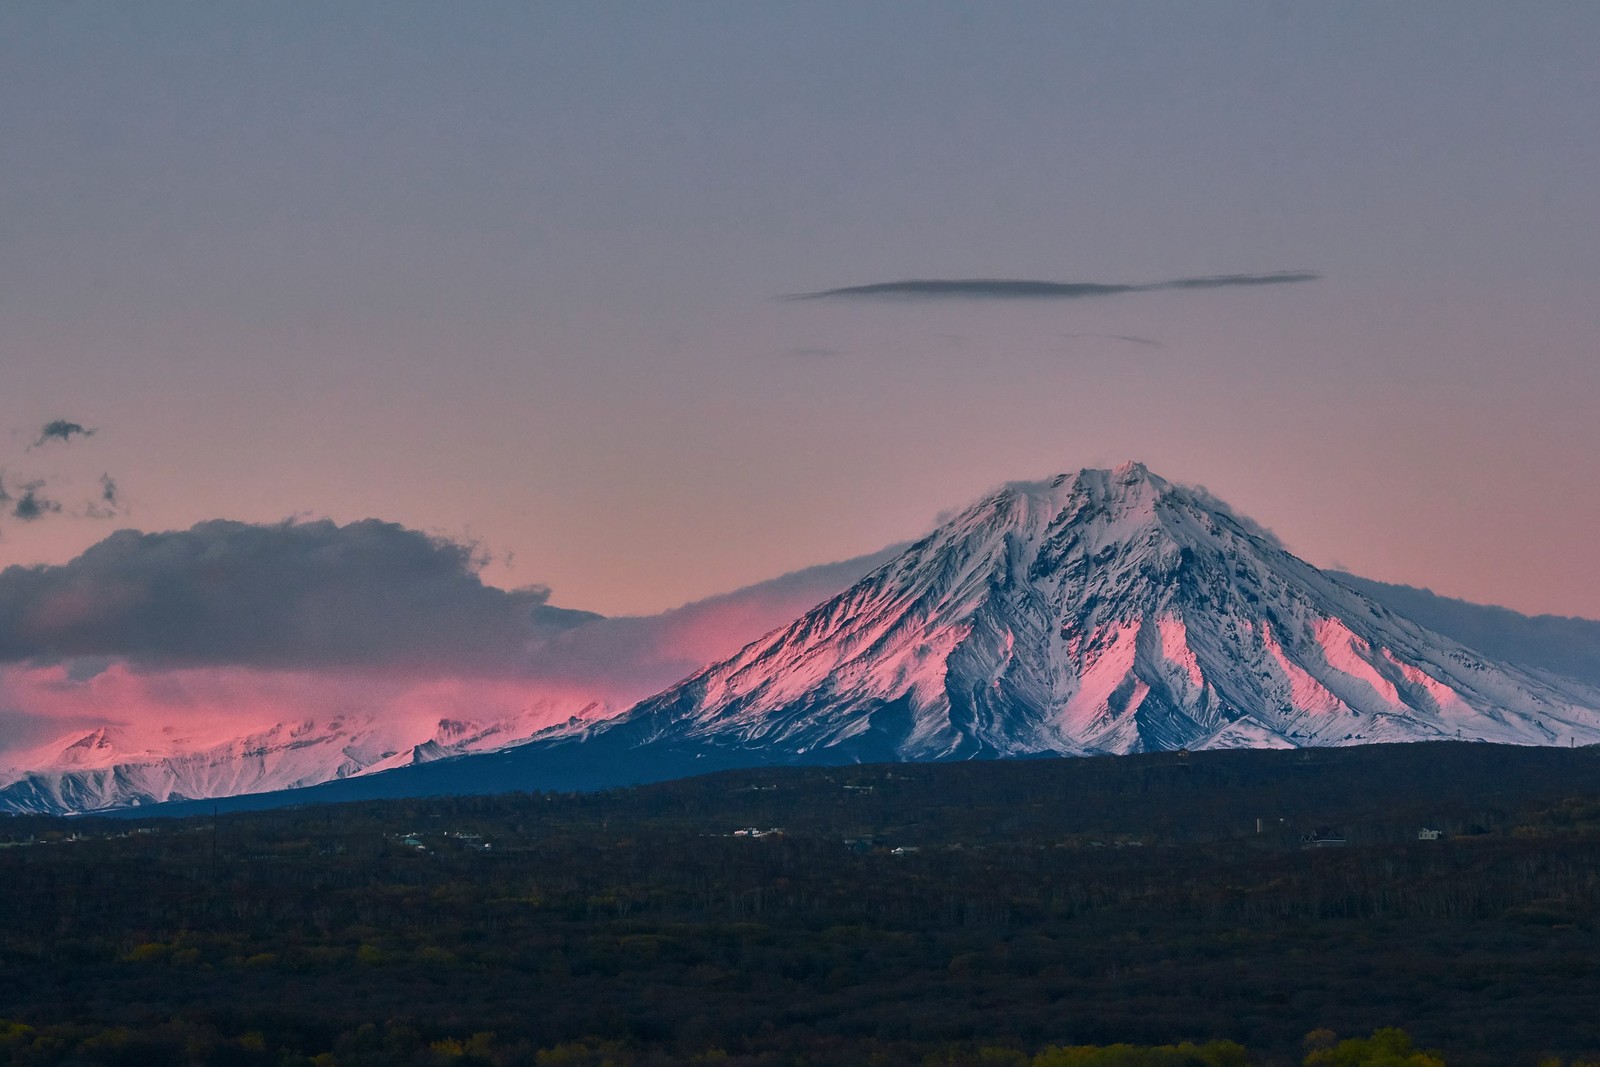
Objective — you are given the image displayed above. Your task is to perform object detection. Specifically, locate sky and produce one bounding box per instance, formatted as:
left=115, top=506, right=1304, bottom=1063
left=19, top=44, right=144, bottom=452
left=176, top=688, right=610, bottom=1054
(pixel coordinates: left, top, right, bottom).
left=3, top=0, right=1599, bottom=634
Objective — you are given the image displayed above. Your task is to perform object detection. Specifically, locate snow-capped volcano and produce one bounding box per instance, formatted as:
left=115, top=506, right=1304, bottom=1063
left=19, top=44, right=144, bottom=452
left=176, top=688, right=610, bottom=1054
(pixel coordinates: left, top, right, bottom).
left=600, top=462, right=1600, bottom=760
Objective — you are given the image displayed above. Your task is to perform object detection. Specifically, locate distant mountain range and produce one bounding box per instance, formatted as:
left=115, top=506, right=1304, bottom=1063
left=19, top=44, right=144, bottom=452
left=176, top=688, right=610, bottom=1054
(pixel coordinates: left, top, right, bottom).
left=1331, top=572, right=1600, bottom=690
left=8, top=462, right=1600, bottom=816
left=0, top=712, right=567, bottom=817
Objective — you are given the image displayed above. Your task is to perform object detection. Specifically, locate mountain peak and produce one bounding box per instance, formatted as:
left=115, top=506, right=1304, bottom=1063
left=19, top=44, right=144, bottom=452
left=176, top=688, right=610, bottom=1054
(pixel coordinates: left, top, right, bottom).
left=1111, top=458, right=1156, bottom=481
left=1029, top=461, right=1174, bottom=513
left=65, top=728, right=115, bottom=752
left=609, top=467, right=1600, bottom=762
left=1041, top=460, right=1160, bottom=489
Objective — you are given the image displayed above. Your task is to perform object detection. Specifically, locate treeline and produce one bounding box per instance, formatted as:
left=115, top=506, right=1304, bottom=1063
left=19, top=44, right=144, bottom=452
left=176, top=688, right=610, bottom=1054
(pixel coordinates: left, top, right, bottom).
left=0, top=1021, right=1470, bottom=1067
left=10, top=1021, right=1585, bottom=1067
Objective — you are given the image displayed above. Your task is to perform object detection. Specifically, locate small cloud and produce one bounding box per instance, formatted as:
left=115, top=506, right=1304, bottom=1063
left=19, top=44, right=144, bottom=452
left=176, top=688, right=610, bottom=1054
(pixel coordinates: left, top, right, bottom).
left=33, top=420, right=97, bottom=448
left=1186, top=484, right=1285, bottom=550
left=85, top=475, right=122, bottom=519
left=782, top=346, right=841, bottom=359
left=1061, top=333, right=1163, bottom=349
left=3, top=420, right=125, bottom=530
left=784, top=271, right=1318, bottom=302
left=12, top=481, right=62, bottom=522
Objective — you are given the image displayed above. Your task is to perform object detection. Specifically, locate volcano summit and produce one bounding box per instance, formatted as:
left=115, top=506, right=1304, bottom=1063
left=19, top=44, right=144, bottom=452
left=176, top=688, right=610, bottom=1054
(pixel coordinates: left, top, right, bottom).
left=594, top=462, right=1600, bottom=764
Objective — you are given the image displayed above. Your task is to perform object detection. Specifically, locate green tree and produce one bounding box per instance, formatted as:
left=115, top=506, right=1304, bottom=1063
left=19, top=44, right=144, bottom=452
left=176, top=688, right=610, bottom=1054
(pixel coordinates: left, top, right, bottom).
left=1304, top=1029, right=1444, bottom=1067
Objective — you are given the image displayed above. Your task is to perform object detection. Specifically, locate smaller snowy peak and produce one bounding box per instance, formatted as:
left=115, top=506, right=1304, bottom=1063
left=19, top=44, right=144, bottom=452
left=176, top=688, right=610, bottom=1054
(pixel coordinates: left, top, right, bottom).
left=0, top=705, right=600, bottom=816
left=60, top=728, right=119, bottom=759
left=2, top=726, right=146, bottom=781
left=64, top=727, right=113, bottom=750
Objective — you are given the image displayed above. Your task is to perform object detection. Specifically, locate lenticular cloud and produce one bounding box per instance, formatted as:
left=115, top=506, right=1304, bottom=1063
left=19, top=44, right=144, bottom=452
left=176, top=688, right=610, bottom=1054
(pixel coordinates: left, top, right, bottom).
left=787, top=271, right=1319, bottom=301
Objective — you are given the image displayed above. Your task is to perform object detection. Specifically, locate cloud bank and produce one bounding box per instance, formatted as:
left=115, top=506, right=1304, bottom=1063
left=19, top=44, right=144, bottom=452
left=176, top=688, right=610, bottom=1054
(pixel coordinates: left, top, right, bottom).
left=0, top=519, right=598, bottom=672
left=786, top=271, right=1318, bottom=301
left=0, top=518, right=899, bottom=762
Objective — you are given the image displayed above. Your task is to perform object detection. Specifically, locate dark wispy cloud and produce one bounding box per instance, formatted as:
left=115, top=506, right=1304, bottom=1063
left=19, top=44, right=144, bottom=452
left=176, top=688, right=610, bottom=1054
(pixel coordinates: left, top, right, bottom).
left=1061, top=332, right=1163, bottom=349
left=11, top=481, right=61, bottom=523
left=785, top=271, right=1318, bottom=301
left=3, top=419, right=122, bottom=529
left=32, top=420, right=96, bottom=447
left=84, top=475, right=122, bottom=520
left=0, top=519, right=600, bottom=671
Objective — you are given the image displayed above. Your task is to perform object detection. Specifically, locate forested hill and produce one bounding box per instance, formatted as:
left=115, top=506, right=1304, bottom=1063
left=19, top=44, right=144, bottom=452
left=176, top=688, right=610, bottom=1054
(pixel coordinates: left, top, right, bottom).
left=4, top=742, right=1600, bottom=1066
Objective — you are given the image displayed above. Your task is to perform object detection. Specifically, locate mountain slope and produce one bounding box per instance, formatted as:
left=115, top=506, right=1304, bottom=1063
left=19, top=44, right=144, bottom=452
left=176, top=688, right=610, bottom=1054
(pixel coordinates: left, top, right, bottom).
left=1335, top=573, right=1600, bottom=689
left=596, top=463, right=1600, bottom=763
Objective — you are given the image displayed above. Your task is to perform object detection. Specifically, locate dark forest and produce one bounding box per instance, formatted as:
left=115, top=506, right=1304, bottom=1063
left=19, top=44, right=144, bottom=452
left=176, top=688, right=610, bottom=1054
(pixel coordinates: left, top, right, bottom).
left=4, top=742, right=1600, bottom=1066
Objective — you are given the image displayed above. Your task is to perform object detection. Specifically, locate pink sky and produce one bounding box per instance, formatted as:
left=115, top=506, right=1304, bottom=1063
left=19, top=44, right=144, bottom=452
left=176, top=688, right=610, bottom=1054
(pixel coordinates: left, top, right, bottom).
left=2, top=4, right=1597, bottom=625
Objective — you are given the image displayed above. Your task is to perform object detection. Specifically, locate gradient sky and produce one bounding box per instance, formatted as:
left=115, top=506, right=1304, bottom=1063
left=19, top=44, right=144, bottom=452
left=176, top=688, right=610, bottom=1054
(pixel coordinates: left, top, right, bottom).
left=3, top=1, right=1598, bottom=619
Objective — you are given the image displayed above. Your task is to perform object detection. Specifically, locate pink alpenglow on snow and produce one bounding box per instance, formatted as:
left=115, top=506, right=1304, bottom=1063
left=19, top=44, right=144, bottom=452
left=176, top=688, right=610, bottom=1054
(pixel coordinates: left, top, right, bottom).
left=606, top=464, right=1600, bottom=763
